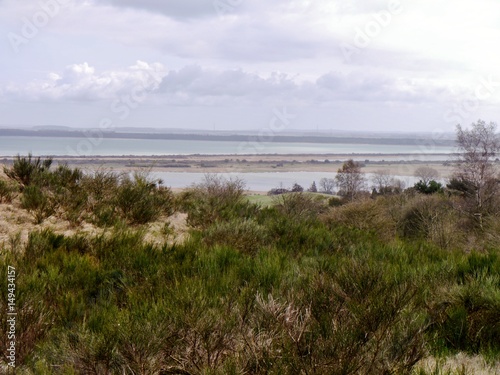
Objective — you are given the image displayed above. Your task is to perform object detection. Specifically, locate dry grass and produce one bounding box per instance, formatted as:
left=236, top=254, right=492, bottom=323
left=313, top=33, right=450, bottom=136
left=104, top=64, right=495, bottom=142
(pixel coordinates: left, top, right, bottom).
left=0, top=198, right=189, bottom=252
left=417, top=354, right=500, bottom=374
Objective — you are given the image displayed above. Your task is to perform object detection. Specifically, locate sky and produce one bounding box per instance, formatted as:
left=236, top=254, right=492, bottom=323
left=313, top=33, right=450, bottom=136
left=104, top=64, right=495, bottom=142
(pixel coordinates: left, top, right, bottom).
left=1, top=0, right=500, bottom=133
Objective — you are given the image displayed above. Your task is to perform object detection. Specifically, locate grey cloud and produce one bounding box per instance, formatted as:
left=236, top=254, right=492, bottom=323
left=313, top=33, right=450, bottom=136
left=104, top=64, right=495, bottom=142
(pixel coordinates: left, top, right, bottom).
left=98, top=0, right=219, bottom=20
left=158, top=66, right=298, bottom=105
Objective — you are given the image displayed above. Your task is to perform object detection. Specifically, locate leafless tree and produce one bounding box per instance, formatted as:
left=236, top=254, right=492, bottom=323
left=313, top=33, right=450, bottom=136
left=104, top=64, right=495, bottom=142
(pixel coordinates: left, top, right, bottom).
left=371, top=170, right=405, bottom=195
left=452, top=120, right=500, bottom=225
left=335, top=159, right=366, bottom=201
left=414, top=166, right=439, bottom=185
left=319, top=177, right=335, bottom=194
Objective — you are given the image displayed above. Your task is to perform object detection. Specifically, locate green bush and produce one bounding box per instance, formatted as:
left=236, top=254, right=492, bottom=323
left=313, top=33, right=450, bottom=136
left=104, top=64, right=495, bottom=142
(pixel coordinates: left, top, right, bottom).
left=0, top=178, right=17, bottom=203
left=181, top=174, right=258, bottom=228
left=21, top=185, right=56, bottom=224
left=3, top=153, right=53, bottom=189
left=203, top=218, right=269, bottom=255
left=116, top=173, right=173, bottom=225
left=399, top=195, right=460, bottom=249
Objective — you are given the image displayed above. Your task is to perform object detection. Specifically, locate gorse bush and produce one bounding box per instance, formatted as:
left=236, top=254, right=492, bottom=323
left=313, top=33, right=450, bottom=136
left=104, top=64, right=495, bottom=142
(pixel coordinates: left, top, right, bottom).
left=3, top=153, right=53, bottom=189
left=1, top=158, right=500, bottom=373
left=0, top=179, right=17, bottom=203
left=1, top=214, right=500, bottom=373
left=2, top=159, right=175, bottom=226
left=116, top=172, right=174, bottom=225
left=21, top=185, right=56, bottom=224
left=203, top=218, right=269, bottom=254
left=181, top=174, right=259, bottom=228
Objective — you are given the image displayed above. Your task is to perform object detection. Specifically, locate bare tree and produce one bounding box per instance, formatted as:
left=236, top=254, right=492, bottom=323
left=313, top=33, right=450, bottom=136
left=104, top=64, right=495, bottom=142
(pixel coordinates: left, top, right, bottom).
left=319, top=177, right=335, bottom=194
left=414, top=166, right=439, bottom=185
left=452, top=120, right=500, bottom=225
left=371, top=170, right=405, bottom=195
left=335, top=159, right=366, bottom=201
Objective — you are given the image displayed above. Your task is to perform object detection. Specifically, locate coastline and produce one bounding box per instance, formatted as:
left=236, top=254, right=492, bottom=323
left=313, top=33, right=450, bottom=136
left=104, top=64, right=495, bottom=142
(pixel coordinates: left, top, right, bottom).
left=0, top=153, right=457, bottom=177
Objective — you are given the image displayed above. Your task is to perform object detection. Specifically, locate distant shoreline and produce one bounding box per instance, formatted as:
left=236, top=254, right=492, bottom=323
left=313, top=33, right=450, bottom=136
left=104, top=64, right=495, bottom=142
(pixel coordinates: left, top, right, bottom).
left=1, top=153, right=458, bottom=177
left=0, top=129, right=457, bottom=146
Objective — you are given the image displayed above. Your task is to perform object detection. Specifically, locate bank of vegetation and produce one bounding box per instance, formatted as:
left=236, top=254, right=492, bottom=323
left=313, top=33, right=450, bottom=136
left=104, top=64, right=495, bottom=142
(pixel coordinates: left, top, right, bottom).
left=0, top=120, right=499, bottom=374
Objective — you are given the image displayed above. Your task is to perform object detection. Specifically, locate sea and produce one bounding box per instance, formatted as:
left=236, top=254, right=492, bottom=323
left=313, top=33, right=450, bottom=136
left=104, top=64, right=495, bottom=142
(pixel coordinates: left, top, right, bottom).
left=0, top=136, right=453, bottom=191
left=0, top=136, right=455, bottom=157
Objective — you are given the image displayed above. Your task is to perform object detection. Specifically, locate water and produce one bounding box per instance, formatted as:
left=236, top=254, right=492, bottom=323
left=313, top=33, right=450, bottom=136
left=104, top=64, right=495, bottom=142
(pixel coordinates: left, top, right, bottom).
left=153, top=171, right=423, bottom=192
left=0, top=136, right=456, bottom=158
left=0, top=135, right=450, bottom=190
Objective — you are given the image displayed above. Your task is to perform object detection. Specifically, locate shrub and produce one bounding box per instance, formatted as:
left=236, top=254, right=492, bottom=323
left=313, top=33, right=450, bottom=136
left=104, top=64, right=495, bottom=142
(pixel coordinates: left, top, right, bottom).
left=181, top=174, right=257, bottom=228
left=3, top=153, right=53, bottom=189
left=203, top=218, right=269, bottom=255
left=322, top=197, right=396, bottom=242
left=116, top=173, right=173, bottom=225
left=303, top=259, right=428, bottom=374
left=430, top=271, right=500, bottom=354
left=399, top=195, right=460, bottom=249
left=21, top=185, right=56, bottom=224
left=0, top=179, right=17, bottom=203
left=414, top=180, right=444, bottom=195
left=273, top=192, right=326, bottom=222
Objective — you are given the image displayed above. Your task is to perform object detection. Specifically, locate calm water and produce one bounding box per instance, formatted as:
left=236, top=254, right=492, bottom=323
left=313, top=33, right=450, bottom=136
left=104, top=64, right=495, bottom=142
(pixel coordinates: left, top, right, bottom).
left=0, top=135, right=447, bottom=190
left=154, top=171, right=423, bottom=192
left=0, top=136, right=455, bottom=158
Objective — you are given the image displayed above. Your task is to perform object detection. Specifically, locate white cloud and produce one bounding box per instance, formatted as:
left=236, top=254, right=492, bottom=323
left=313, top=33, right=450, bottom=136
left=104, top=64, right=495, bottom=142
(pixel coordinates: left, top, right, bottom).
left=4, top=61, right=166, bottom=101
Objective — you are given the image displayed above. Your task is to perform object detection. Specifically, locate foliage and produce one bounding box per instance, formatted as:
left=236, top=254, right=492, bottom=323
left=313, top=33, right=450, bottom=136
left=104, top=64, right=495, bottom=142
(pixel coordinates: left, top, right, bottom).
left=453, top=120, right=500, bottom=224
left=0, top=179, right=17, bottom=203
left=1, top=156, right=500, bottom=373
left=116, top=172, right=173, bottom=225
left=335, top=159, right=366, bottom=201
left=414, top=180, right=444, bottom=195
left=21, top=185, right=56, bottom=224
left=180, top=174, right=258, bottom=228
left=3, top=153, right=53, bottom=189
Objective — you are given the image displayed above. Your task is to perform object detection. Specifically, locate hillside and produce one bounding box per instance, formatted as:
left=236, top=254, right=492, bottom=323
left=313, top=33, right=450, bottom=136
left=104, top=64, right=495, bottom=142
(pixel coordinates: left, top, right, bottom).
left=1, top=156, right=500, bottom=374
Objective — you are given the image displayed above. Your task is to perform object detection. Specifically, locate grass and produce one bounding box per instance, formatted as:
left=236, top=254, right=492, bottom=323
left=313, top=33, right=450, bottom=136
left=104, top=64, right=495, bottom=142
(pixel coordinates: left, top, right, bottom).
left=1, top=159, right=500, bottom=374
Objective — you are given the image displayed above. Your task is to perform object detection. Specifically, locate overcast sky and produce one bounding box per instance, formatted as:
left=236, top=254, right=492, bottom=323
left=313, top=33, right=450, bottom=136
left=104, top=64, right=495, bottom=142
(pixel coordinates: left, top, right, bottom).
left=1, top=0, right=500, bottom=133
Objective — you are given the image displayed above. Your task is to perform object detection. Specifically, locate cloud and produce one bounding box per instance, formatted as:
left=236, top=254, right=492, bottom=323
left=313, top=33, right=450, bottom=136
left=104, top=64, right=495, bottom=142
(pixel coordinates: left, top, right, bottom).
left=4, top=62, right=453, bottom=110
left=96, top=0, right=219, bottom=20
left=5, top=61, right=166, bottom=101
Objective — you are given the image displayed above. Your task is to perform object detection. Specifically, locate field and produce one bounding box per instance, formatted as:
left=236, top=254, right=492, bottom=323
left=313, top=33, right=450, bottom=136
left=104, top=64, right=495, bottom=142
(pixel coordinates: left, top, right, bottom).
left=0, top=154, right=499, bottom=374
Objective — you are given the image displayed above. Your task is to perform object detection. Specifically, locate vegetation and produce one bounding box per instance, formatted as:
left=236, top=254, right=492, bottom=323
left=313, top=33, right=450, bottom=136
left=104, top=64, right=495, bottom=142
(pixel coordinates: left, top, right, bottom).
left=335, top=159, right=366, bottom=201
left=0, top=121, right=499, bottom=373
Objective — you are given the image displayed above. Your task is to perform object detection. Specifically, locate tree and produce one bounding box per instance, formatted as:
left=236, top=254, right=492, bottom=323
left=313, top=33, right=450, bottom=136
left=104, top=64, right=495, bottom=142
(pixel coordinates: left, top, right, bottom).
left=452, top=120, right=500, bottom=225
left=371, top=170, right=405, bottom=195
left=414, top=166, right=439, bottom=185
left=319, top=177, right=335, bottom=194
left=291, top=183, right=304, bottom=192
left=414, top=180, right=443, bottom=195
left=335, top=159, right=366, bottom=201
left=308, top=181, right=318, bottom=193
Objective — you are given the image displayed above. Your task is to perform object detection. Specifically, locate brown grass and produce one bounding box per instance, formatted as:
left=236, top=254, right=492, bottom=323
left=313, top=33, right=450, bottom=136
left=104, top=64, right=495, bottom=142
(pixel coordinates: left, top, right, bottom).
left=417, top=354, right=500, bottom=374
